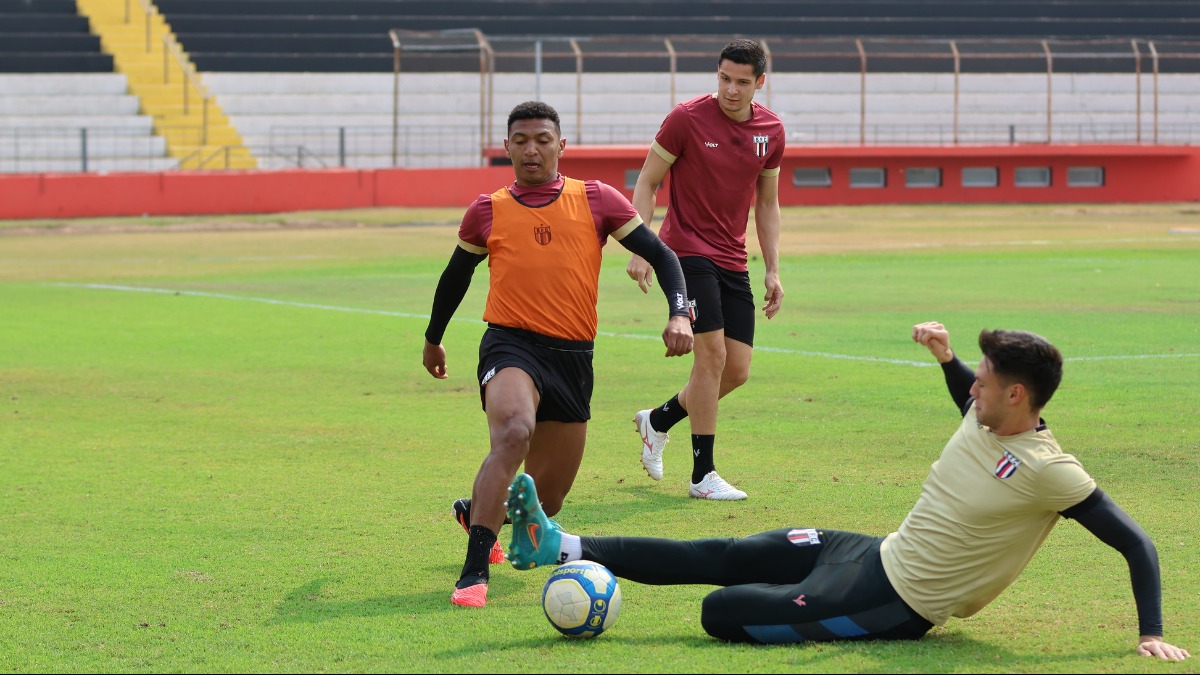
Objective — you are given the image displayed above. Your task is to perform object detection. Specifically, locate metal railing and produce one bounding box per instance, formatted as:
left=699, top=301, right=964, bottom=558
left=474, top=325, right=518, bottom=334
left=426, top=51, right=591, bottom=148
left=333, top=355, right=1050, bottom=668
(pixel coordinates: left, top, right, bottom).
left=385, top=33, right=1200, bottom=159
left=5, top=33, right=1198, bottom=174
left=161, top=35, right=211, bottom=145
left=0, top=127, right=176, bottom=173
left=118, top=1, right=213, bottom=145
left=268, top=125, right=483, bottom=168
left=173, top=144, right=321, bottom=171
left=261, top=120, right=1200, bottom=170
left=124, top=0, right=156, bottom=53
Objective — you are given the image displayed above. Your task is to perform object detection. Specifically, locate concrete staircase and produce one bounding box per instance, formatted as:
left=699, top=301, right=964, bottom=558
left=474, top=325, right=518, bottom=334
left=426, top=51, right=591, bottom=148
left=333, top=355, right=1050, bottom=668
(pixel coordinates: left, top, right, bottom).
left=75, top=0, right=255, bottom=169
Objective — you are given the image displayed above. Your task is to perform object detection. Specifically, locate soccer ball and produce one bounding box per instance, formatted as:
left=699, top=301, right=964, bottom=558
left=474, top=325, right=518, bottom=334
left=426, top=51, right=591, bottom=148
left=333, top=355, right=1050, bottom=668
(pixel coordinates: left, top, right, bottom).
left=541, top=560, right=622, bottom=638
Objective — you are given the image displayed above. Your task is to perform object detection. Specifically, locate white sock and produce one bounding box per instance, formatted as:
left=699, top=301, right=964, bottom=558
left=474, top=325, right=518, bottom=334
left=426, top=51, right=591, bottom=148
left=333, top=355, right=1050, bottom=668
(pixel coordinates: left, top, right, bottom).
left=560, top=533, right=582, bottom=563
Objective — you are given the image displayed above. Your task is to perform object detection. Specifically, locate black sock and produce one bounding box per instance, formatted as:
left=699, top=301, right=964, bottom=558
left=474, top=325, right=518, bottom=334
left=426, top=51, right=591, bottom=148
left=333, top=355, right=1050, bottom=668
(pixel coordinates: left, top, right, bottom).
left=456, top=498, right=512, bottom=526
left=648, top=394, right=688, bottom=433
left=691, top=434, right=715, bottom=484
left=457, top=525, right=496, bottom=588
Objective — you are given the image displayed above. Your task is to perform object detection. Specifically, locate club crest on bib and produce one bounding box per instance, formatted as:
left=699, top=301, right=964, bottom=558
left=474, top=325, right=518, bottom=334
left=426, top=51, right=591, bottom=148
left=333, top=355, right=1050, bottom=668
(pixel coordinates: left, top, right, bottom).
left=534, top=224, right=552, bottom=246
left=995, top=450, right=1022, bottom=479
left=753, top=134, right=769, bottom=158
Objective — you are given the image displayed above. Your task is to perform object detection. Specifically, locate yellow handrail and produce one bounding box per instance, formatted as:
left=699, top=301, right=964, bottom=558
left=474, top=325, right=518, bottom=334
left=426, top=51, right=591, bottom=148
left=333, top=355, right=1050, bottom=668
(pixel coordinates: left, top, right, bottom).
left=161, top=35, right=211, bottom=145
left=124, top=0, right=156, bottom=52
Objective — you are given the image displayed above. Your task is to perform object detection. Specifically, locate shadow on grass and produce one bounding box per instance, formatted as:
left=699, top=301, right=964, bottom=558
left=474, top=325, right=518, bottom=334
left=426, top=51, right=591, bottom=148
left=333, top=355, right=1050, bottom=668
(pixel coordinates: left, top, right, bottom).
left=270, top=576, right=529, bottom=624
left=430, top=628, right=1120, bottom=668
left=429, top=631, right=714, bottom=658
left=562, top=480, right=714, bottom=532
left=843, top=628, right=1123, bottom=672
left=273, top=580, right=1123, bottom=671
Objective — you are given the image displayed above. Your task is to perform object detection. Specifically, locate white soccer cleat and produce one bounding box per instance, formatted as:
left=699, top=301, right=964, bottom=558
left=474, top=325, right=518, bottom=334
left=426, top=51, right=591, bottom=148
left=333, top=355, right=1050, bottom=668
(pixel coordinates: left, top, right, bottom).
left=689, top=471, right=748, bottom=501
left=633, top=409, right=668, bottom=481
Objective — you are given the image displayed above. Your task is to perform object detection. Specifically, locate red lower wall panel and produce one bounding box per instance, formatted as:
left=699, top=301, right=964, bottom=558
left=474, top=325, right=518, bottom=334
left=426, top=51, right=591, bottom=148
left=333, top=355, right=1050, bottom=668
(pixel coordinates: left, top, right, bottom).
left=373, top=166, right=516, bottom=206
left=0, top=166, right=519, bottom=220
left=1, top=146, right=1196, bottom=220
left=0, top=170, right=374, bottom=220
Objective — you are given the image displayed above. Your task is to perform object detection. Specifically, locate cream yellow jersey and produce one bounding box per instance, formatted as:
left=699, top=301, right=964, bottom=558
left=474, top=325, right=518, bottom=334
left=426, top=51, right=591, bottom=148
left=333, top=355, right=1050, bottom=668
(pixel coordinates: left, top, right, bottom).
left=880, top=402, right=1096, bottom=626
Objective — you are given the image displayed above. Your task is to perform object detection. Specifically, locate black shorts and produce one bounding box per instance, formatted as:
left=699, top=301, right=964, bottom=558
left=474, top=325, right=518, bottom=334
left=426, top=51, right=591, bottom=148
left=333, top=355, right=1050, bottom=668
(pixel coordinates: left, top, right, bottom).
left=680, top=255, right=755, bottom=346
left=476, top=324, right=594, bottom=423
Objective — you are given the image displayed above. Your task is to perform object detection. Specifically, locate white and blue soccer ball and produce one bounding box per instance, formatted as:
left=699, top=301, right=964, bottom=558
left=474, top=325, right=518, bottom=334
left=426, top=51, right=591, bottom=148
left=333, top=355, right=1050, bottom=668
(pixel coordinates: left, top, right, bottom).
left=541, top=560, right=622, bottom=638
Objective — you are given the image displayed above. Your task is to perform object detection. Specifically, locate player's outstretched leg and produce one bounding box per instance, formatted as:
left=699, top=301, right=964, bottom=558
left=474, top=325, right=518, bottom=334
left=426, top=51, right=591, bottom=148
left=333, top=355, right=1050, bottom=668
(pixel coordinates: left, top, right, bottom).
left=505, top=473, right=564, bottom=570
left=452, top=497, right=505, bottom=564
left=633, top=409, right=669, bottom=480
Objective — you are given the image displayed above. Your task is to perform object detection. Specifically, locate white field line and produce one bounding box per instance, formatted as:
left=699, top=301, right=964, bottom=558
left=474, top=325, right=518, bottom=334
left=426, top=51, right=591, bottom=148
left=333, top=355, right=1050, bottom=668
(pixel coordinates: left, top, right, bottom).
left=783, top=234, right=1200, bottom=253
left=52, top=283, right=1200, bottom=367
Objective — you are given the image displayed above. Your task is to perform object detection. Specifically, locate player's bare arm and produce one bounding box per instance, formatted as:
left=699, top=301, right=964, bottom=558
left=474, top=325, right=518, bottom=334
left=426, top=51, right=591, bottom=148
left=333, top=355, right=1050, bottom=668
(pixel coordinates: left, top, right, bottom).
left=627, top=150, right=673, bottom=293
left=754, top=171, right=783, bottom=318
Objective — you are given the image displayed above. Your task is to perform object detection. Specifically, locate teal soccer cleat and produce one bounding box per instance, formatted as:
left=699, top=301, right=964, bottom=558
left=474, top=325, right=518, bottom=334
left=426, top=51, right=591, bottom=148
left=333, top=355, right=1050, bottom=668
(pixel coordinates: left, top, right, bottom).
left=505, top=473, right=564, bottom=570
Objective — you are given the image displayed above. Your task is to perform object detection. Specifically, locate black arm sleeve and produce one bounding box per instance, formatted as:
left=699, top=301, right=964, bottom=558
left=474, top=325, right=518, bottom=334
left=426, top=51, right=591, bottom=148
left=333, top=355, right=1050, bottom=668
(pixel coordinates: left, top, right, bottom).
left=424, top=246, right=487, bottom=344
left=617, top=224, right=690, bottom=319
left=1061, top=488, right=1164, bottom=637
left=940, top=355, right=976, bottom=416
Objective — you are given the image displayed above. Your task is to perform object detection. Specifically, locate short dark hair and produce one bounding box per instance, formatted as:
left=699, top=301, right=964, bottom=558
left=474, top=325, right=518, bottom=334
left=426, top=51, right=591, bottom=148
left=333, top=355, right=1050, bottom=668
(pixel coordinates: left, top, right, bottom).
left=507, top=101, right=561, bottom=136
left=719, top=39, right=767, bottom=79
left=978, top=329, right=1063, bottom=410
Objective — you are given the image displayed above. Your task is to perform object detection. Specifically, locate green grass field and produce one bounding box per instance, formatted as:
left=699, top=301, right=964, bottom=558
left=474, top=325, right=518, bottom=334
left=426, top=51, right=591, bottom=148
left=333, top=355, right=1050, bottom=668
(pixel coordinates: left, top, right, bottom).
left=1, top=204, right=1198, bottom=673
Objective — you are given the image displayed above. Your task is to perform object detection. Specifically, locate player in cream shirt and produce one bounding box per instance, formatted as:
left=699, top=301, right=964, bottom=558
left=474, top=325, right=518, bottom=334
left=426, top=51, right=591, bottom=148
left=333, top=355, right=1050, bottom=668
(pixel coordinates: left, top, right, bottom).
left=502, top=322, right=1189, bottom=661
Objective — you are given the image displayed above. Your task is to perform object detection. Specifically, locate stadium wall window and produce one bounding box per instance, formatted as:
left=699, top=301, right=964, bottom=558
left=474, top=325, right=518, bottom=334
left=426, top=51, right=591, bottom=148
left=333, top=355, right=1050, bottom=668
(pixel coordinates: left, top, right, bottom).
left=1067, top=166, right=1105, bottom=187
left=905, top=167, right=941, bottom=188
left=625, top=170, right=662, bottom=192
left=1015, top=167, right=1052, bottom=187
left=849, top=167, right=886, bottom=188
left=962, top=167, right=999, bottom=188
left=792, top=168, right=832, bottom=188
left=624, top=169, right=640, bottom=190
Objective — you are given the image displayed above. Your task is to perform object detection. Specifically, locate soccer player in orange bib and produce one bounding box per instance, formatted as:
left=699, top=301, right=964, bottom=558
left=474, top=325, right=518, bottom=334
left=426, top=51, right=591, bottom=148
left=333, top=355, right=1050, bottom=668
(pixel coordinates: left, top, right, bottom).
left=503, top=322, right=1190, bottom=660
left=422, top=101, right=693, bottom=608
left=626, top=39, right=786, bottom=500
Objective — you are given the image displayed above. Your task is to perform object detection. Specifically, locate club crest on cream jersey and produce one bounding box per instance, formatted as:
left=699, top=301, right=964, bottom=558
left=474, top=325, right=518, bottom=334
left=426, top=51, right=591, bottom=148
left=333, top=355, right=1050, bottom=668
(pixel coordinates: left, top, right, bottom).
left=995, top=450, right=1022, bottom=479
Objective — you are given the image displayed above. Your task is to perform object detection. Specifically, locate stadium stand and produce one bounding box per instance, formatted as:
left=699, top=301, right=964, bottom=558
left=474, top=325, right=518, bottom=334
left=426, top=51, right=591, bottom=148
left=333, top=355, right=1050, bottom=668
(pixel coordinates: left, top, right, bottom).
left=73, top=0, right=255, bottom=169
left=0, top=73, right=173, bottom=173
left=0, top=0, right=112, bottom=73
left=2, top=0, right=1198, bottom=173
left=0, top=1, right=175, bottom=173
left=156, top=0, right=1200, bottom=73
left=148, top=0, right=1200, bottom=166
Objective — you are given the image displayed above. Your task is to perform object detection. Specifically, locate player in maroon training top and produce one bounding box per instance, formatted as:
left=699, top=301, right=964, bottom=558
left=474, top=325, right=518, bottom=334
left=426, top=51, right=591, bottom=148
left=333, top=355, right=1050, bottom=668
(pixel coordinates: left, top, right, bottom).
left=627, top=39, right=786, bottom=500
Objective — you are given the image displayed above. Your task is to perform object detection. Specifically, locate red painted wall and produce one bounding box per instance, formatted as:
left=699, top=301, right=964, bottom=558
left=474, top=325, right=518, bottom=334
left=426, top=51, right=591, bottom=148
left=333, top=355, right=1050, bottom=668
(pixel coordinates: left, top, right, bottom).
left=1, top=146, right=1196, bottom=220
left=0, top=166, right=516, bottom=220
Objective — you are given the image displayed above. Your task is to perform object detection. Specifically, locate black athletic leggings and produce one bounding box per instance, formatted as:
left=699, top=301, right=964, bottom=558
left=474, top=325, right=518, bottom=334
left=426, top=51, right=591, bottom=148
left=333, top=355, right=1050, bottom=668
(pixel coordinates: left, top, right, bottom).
left=581, top=528, right=933, bottom=644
